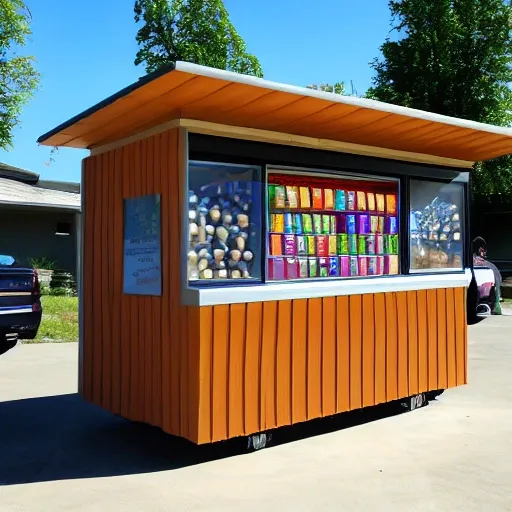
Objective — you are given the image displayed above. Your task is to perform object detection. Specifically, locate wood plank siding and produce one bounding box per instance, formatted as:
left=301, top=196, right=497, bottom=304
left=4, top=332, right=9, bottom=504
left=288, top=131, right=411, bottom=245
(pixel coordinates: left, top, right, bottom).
left=82, top=128, right=468, bottom=445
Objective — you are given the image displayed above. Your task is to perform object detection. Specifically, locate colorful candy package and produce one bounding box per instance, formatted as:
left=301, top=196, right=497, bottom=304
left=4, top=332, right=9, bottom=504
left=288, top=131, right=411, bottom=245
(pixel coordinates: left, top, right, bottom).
left=328, top=235, right=337, bottom=255
left=286, top=186, right=299, bottom=208
left=273, top=213, right=284, bottom=233
left=313, top=214, right=322, bottom=234
left=386, top=194, right=397, bottom=214
left=299, top=187, right=311, bottom=208
left=270, top=234, right=282, bottom=255
left=308, top=257, right=318, bottom=277
left=366, top=234, right=376, bottom=255
left=358, top=214, right=369, bottom=234
left=338, top=233, right=349, bottom=255
left=274, top=186, right=286, bottom=208
left=358, top=235, right=367, bottom=255
left=316, top=235, right=328, bottom=257
left=339, top=256, right=350, bottom=277
left=368, top=256, right=378, bottom=276
left=302, top=214, right=313, bottom=234
left=384, top=255, right=399, bottom=275
left=268, top=257, right=285, bottom=280
left=367, top=192, right=376, bottom=212
left=376, top=193, right=385, bottom=212
left=375, top=234, right=384, bottom=254
left=335, top=190, right=346, bottom=211
left=346, top=214, right=357, bottom=234
left=386, top=216, right=398, bottom=235
left=286, top=258, right=299, bottom=279
left=319, top=258, right=329, bottom=277
left=324, top=189, right=334, bottom=209
left=283, top=234, right=297, bottom=255
left=377, top=216, right=385, bottom=233
left=357, top=191, right=367, bottom=211
left=348, top=234, right=358, bottom=255
left=294, top=213, right=304, bottom=234
left=305, top=235, right=316, bottom=255
left=322, top=215, right=331, bottom=235
left=349, top=256, right=359, bottom=276
left=370, top=215, right=379, bottom=233
left=296, top=235, right=307, bottom=256
left=284, top=213, right=293, bottom=233
left=312, top=188, right=323, bottom=209
left=298, top=257, right=308, bottom=278
left=330, top=215, right=337, bottom=234
left=347, top=191, right=356, bottom=211
left=358, top=256, right=368, bottom=276
left=329, top=256, right=339, bottom=277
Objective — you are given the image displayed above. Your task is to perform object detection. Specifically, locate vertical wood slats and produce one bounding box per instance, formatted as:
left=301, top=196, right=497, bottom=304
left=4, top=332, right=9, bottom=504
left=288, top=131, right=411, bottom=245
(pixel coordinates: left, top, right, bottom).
left=81, top=128, right=468, bottom=446
left=194, top=289, right=468, bottom=443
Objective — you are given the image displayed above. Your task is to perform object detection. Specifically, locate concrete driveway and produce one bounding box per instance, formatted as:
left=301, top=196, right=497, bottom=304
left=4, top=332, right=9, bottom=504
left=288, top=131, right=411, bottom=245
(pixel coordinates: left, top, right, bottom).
left=1, top=317, right=512, bottom=512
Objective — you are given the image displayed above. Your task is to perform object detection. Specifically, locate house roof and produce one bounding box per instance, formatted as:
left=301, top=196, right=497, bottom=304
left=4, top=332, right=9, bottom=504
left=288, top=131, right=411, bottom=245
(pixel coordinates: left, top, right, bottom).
left=37, top=61, right=512, bottom=162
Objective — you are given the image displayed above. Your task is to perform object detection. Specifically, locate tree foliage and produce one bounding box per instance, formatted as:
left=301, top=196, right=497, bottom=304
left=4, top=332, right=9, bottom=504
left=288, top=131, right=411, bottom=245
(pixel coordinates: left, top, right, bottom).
left=0, top=0, right=39, bottom=150
left=307, top=82, right=346, bottom=95
left=367, top=0, right=512, bottom=197
left=134, top=0, right=263, bottom=77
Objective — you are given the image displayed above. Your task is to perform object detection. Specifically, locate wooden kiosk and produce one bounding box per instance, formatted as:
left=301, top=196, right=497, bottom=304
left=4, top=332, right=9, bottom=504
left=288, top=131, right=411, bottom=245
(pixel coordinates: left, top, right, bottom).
left=38, top=62, right=512, bottom=446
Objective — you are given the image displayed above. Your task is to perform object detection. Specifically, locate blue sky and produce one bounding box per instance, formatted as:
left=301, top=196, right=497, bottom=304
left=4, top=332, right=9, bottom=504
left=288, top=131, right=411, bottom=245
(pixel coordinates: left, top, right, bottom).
left=0, top=0, right=392, bottom=183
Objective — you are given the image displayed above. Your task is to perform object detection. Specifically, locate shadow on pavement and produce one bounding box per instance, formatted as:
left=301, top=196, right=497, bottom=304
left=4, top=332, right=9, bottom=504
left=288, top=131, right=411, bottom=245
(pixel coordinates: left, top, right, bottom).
left=0, top=392, right=410, bottom=485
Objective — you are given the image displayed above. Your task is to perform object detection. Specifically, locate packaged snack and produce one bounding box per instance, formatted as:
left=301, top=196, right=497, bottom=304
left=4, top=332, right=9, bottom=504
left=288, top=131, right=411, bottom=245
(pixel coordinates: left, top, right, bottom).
left=338, top=233, right=349, bottom=255
left=348, top=234, right=358, bottom=255
left=339, top=256, right=350, bottom=277
left=299, top=187, right=311, bottom=208
left=385, top=255, right=399, bottom=275
left=375, top=234, right=384, bottom=254
left=312, top=188, right=323, bottom=209
left=316, top=235, right=328, bottom=257
left=370, top=215, right=379, bottom=233
left=377, top=216, right=385, bottom=233
left=347, top=191, right=356, bottom=211
left=357, top=191, right=367, bottom=211
left=324, top=189, right=334, bottom=209
left=346, top=214, right=357, bottom=234
left=322, top=215, right=331, bottom=235
left=349, top=256, right=359, bottom=276
left=377, top=256, right=384, bottom=275
left=358, top=214, right=369, bottom=234
left=376, top=193, right=385, bottom=212
left=305, top=235, right=316, bottom=255
left=358, top=235, right=367, bottom=255
left=358, top=256, right=368, bottom=276
left=367, top=192, right=376, bottom=212
left=313, top=214, right=322, bottom=234
left=366, top=234, right=376, bottom=255
left=328, top=235, right=337, bottom=255
left=386, top=216, right=398, bottom=235
left=294, top=213, right=303, bottom=234
left=329, top=256, right=339, bottom=277
left=296, top=235, right=307, bottom=256
left=330, top=215, right=337, bottom=234
left=368, top=256, right=378, bottom=276
left=283, top=234, right=297, bottom=255
left=268, top=185, right=276, bottom=209
left=268, top=257, right=285, bottom=280
left=284, top=213, right=293, bottom=234
left=390, top=234, right=399, bottom=254
left=298, top=257, right=308, bottom=278
left=286, top=186, right=299, bottom=208
left=319, top=258, right=329, bottom=277
left=335, top=190, right=346, bottom=211
left=383, top=235, right=391, bottom=254
left=274, top=186, right=286, bottom=208
left=308, top=257, right=318, bottom=277
left=286, top=258, right=299, bottom=279
left=270, top=234, right=282, bottom=255
left=302, top=214, right=313, bottom=234
left=386, top=194, right=397, bottom=214
left=273, top=213, right=284, bottom=233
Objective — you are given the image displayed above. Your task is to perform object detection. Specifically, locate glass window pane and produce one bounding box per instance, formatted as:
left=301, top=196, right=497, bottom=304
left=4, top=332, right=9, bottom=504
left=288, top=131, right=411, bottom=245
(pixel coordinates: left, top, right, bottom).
left=267, top=169, right=400, bottom=281
left=187, top=161, right=262, bottom=284
left=409, top=180, right=464, bottom=272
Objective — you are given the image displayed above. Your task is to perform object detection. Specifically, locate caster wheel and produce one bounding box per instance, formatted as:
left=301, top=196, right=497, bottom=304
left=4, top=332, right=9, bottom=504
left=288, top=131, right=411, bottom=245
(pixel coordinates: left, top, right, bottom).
left=247, top=432, right=272, bottom=451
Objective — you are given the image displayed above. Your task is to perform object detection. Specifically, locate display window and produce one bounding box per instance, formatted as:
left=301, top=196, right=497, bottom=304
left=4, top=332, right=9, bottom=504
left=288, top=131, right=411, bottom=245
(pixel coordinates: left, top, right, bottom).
left=187, top=161, right=262, bottom=283
left=266, top=169, right=400, bottom=281
left=409, top=179, right=464, bottom=272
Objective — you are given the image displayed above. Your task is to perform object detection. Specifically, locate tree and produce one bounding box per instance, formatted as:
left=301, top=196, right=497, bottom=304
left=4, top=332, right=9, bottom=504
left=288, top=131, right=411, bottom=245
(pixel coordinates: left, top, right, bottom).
left=134, top=0, right=263, bottom=77
left=307, top=82, right=346, bottom=95
left=367, top=0, right=512, bottom=197
left=0, top=0, right=39, bottom=150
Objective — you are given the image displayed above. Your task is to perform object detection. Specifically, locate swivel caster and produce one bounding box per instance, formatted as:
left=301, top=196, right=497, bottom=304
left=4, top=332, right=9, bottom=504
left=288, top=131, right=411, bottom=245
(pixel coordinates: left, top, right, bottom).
left=247, top=432, right=272, bottom=451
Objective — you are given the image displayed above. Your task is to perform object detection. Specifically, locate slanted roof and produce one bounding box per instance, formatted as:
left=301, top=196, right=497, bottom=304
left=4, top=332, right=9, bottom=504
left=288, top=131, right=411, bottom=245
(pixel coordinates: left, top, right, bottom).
left=37, top=61, right=512, bottom=162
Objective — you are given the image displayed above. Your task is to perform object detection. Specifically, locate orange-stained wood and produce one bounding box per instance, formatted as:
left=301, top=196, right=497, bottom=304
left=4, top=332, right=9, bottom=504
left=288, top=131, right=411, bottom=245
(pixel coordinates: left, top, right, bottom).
left=336, top=296, right=350, bottom=413
left=276, top=300, right=292, bottom=426
left=385, top=293, right=398, bottom=401
left=307, top=298, right=322, bottom=418
left=427, top=289, right=438, bottom=390
left=397, top=292, right=409, bottom=399
left=374, top=293, right=386, bottom=404
left=362, top=294, right=375, bottom=408
left=322, top=297, right=337, bottom=417
left=407, top=291, right=419, bottom=396
left=261, top=301, right=278, bottom=431
left=292, top=299, right=308, bottom=424
left=349, top=295, right=363, bottom=410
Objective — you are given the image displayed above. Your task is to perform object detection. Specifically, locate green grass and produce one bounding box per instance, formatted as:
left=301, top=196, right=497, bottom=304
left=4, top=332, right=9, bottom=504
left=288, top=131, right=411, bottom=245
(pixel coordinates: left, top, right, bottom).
left=31, top=296, right=78, bottom=343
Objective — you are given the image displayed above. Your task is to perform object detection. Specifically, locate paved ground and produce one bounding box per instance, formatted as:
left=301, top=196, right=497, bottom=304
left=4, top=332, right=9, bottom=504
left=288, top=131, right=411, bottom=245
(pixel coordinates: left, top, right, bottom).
left=1, top=317, right=512, bottom=512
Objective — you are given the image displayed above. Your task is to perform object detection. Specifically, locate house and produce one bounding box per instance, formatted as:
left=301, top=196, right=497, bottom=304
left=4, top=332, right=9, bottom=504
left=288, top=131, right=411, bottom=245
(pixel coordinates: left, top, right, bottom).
left=0, top=162, right=80, bottom=277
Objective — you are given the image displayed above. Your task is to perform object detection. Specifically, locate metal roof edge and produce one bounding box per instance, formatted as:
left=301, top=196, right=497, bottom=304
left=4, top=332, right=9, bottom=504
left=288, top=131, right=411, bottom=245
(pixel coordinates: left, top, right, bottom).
left=36, top=63, right=177, bottom=145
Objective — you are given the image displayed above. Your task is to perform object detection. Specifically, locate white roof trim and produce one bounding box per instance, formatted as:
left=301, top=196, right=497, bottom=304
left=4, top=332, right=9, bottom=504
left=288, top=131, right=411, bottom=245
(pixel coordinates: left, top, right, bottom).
left=175, top=61, right=512, bottom=137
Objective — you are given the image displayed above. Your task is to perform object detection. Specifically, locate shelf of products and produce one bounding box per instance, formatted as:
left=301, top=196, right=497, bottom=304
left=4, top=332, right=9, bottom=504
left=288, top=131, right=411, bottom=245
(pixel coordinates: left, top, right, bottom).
left=187, top=161, right=262, bottom=282
left=409, top=180, right=463, bottom=271
left=267, top=172, right=400, bottom=280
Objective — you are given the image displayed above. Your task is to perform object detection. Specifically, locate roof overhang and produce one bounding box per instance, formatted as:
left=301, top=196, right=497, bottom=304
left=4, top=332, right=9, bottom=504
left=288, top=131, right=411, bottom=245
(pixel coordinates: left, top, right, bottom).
left=37, top=61, right=512, bottom=163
